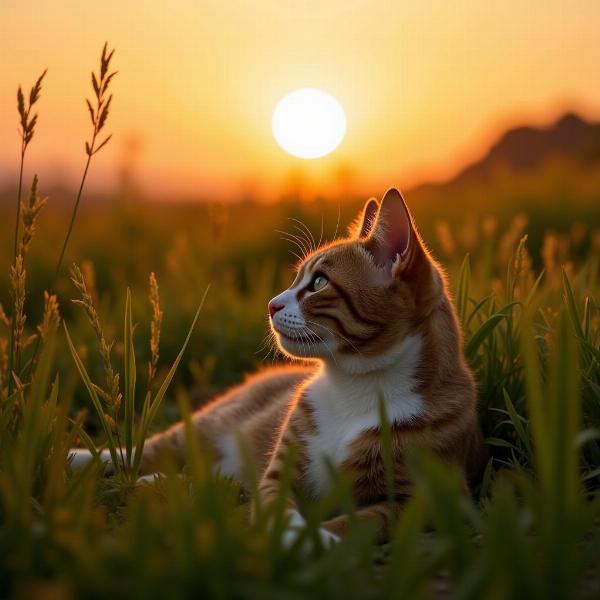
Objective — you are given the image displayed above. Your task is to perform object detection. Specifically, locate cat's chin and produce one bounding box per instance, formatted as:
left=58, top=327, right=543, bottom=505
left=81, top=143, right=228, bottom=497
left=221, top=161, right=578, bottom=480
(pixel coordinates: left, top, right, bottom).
left=273, top=328, right=329, bottom=360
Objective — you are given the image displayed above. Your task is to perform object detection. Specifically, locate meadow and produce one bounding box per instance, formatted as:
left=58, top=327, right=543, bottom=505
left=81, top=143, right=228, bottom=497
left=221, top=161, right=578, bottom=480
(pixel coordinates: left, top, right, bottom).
left=1, top=52, right=600, bottom=599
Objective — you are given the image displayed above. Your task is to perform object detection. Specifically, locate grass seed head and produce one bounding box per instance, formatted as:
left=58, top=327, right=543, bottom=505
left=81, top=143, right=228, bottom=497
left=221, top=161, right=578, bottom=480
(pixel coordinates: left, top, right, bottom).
left=70, top=263, right=120, bottom=413
left=19, top=175, right=47, bottom=259
left=17, top=69, right=47, bottom=150
left=85, top=43, right=116, bottom=156
left=9, top=256, right=27, bottom=367
left=0, top=338, right=8, bottom=401
left=38, top=292, right=60, bottom=343
left=148, top=272, right=163, bottom=387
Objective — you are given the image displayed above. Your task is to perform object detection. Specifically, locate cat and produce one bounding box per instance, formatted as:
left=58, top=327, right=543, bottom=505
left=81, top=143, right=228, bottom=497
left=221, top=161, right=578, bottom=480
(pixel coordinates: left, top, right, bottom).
left=71, top=187, right=486, bottom=546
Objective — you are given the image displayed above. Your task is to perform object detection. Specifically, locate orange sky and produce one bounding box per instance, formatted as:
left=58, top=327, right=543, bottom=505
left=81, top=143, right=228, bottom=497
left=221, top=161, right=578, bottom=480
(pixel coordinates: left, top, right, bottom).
left=1, top=0, right=600, bottom=201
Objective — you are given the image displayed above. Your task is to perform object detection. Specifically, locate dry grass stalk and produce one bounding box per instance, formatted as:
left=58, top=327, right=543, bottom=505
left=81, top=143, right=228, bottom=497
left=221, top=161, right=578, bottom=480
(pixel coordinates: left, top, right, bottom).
left=499, top=213, right=529, bottom=268
left=19, top=175, right=47, bottom=259
left=10, top=256, right=26, bottom=376
left=70, top=264, right=121, bottom=414
left=1, top=300, right=12, bottom=399
left=148, top=273, right=163, bottom=387
left=55, top=43, right=116, bottom=280
left=147, top=272, right=163, bottom=388
left=512, top=235, right=534, bottom=300
left=38, top=292, right=60, bottom=343
left=81, top=260, right=99, bottom=306
left=0, top=338, right=8, bottom=402
left=7, top=176, right=48, bottom=389
left=14, top=69, right=47, bottom=265
left=85, top=42, right=116, bottom=158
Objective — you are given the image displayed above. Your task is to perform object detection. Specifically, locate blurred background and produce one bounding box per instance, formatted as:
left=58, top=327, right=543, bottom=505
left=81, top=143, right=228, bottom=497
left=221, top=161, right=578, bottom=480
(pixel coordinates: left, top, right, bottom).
left=1, top=0, right=599, bottom=410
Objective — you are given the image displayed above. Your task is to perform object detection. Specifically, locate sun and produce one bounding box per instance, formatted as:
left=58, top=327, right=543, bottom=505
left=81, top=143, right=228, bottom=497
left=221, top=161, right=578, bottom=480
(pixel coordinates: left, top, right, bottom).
left=272, top=88, right=347, bottom=159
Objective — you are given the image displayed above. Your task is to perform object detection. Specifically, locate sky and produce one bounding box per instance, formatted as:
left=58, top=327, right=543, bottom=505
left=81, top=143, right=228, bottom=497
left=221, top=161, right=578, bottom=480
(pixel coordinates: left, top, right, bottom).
left=1, top=0, right=599, bottom=201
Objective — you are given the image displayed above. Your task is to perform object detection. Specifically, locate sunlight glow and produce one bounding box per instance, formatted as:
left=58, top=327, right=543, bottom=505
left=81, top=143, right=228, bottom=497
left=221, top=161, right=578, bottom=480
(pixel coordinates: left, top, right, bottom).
left=271, top=88, right=347, bottom=159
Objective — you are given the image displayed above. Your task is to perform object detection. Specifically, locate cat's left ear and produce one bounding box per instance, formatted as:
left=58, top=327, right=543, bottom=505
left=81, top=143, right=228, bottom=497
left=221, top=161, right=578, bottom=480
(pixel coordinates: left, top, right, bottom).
left=349, top=197, right=379, bottom=239
left=366, top=187, right=416, bottom=275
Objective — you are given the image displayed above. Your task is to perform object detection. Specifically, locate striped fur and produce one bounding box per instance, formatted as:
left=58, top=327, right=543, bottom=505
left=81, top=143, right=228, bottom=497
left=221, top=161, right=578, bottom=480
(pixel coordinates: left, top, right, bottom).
left=71, top=187, right=486, bottom=544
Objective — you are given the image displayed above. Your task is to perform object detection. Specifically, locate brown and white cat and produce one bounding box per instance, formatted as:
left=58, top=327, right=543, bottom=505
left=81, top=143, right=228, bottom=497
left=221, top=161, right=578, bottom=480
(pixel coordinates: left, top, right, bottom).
left=71, top=188, right=486, bottom=545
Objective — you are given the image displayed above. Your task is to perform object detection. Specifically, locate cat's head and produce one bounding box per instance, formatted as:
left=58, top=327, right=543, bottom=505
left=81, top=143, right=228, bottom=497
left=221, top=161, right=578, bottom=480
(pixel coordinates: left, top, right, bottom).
left=268, top=188, right=445, bottom=372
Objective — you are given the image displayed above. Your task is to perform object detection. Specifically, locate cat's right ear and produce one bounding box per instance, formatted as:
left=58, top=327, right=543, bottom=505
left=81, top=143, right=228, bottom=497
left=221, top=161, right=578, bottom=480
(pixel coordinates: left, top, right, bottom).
left=349, top=198, right=379, bottom=239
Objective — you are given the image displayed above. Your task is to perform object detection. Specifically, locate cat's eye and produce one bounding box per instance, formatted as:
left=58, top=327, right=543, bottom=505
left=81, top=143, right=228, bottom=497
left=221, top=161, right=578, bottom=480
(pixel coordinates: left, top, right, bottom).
left=308, top=273, right=328, bottom=292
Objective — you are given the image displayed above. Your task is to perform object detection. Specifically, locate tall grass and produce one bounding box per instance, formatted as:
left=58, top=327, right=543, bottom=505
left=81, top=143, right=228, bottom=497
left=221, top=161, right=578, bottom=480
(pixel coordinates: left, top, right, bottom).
left=54, top=42, right=116, bottom=281
left=0, top=50, right=599, bottom=599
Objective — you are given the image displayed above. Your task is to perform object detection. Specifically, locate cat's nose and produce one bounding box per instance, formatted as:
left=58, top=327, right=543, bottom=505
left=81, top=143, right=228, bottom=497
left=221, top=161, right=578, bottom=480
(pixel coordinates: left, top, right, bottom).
left=268, top=301, right=284, bottom=318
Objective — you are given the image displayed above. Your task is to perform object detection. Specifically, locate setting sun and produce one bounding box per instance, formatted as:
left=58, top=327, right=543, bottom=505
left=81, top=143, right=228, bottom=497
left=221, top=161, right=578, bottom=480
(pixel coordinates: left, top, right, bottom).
left=271, top=88, right=347, bottom=159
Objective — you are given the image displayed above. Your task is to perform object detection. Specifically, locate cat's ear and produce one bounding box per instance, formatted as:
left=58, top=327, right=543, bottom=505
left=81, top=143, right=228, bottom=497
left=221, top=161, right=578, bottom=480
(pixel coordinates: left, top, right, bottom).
left=349, top=197, right=379, bottom=239
left=366, top=187, right=415, bottom=274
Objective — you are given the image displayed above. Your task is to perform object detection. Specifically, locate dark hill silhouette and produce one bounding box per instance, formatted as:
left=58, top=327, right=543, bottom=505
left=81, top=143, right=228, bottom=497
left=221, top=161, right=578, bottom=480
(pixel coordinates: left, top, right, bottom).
left=411, top=112, right=600, bottom=196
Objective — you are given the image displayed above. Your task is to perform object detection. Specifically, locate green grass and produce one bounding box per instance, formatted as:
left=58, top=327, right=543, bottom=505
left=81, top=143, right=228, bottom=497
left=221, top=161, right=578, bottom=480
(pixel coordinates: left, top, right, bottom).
left=1, top=209, right=599, bottom=598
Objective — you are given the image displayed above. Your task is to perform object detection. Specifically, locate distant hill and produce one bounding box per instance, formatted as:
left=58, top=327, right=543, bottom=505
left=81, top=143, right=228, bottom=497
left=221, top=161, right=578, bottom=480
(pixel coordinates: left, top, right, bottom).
left=414, top=112, right=600, bottom=193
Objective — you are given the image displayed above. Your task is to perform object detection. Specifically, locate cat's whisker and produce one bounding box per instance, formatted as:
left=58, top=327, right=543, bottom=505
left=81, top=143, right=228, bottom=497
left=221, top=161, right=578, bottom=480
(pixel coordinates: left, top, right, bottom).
left=292, top=225, right=313, bottom=255
left=285, top=219, right=313, bottom=255
left=290, top=228, right=313, bottom=257
left=277, top=238, right=306, bottom=264
left=277, top=231, right=308, bottom=259
left=278, top=229, right=307, bottom=251
left=305, top=319, right=364, bottom=358
left=290, top=218, right=317, bottom=252
left=287, top=248, right=305, bottom=264
left=331, top=202, right=341, bottom=243
left=257, top=325, right=281, bottom=364
left=298, top=330, right=310, bottom=358
left=304, top=324, right=338, bottom=366
left=281, top=224, right=311, bottom=248
left=255, top=327, right=274, bottom=355
left=317, top=213, right=324, bottom=249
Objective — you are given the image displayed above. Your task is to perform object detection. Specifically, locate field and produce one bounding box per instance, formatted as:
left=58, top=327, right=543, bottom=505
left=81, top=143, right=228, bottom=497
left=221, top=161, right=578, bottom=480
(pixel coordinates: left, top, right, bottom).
left=1, top=59, right=600, bottom=600
left=1, top=181, right=600, bottom=598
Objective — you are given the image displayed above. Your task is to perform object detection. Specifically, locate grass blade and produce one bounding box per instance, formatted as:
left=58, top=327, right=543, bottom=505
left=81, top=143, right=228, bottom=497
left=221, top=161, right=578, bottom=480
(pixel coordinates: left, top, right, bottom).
left=64, top=322, right=119, bottom=469
left=133, top=285, right=209, bottom=475
left=456, top=253, right=470, bottom=328
left=562, top=269, right=584, bottom=339
left=123, top=287, right=136, bottom=468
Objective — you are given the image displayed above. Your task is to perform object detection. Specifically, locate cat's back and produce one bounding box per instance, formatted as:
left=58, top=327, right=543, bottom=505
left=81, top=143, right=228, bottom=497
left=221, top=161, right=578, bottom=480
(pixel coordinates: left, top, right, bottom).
left=198, top=363, right=314, bottom=421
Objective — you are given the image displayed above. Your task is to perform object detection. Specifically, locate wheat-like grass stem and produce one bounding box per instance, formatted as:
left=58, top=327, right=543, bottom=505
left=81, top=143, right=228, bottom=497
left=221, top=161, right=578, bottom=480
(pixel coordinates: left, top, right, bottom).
left=54, top=151, right=94, bottom=280
left=54, top=43, right=115, bottom=280
left=13, top=149, right=25, bottom=269
left=25, top=44, right=116, bottom=381
left=12, top=69, right=46, bottom=269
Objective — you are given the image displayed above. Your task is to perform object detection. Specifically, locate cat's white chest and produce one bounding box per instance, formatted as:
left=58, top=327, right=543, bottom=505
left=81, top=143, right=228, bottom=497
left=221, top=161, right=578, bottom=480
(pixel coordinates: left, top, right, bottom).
left=301, top=337, right=425, bottom=497
left=303, top=401, right=359, bottom=497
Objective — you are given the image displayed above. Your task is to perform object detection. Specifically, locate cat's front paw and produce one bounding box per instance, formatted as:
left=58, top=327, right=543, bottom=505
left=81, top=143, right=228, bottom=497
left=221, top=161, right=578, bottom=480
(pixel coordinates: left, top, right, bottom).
left=281, top=509, right=340, bottom=551
left=316, top=526, right=341, bottom=548
left=136, top=472, right=164, bottom=485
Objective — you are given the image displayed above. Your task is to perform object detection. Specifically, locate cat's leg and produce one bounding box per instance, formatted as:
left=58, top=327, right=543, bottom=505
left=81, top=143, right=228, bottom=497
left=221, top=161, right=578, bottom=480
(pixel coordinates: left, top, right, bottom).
left=282, top=508, right=340, bottom=549
left=68, top=419, right=198, bottom=475
left=256, top=398, right=339, bottom=550
left=69, top=447, right=113, bottom=472
left=320, top=502, right=404, bottom=544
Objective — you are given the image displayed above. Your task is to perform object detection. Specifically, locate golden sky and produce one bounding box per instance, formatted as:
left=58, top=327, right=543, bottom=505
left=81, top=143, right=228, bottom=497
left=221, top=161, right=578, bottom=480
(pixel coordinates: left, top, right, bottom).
left=1, top=0, right=599, bottom=200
